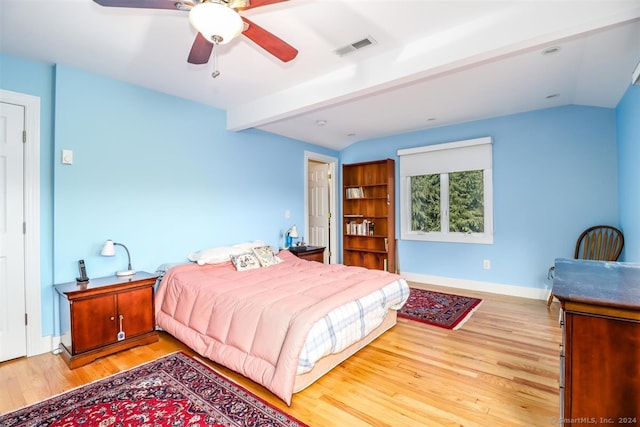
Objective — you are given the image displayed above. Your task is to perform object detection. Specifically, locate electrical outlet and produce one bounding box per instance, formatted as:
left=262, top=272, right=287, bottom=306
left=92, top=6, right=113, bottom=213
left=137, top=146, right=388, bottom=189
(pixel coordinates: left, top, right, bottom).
left=483, top=259, right=491, bottom=270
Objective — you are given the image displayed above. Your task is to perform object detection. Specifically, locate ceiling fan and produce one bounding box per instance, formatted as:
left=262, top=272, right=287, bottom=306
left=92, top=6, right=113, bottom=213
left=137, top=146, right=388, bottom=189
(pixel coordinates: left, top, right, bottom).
left=92, top=0, right=298, bottom=68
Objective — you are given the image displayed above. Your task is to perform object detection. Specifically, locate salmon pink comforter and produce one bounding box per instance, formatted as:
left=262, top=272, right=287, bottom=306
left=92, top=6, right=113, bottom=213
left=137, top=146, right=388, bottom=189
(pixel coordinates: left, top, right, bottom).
left=155, top=250, right=405, bottom=404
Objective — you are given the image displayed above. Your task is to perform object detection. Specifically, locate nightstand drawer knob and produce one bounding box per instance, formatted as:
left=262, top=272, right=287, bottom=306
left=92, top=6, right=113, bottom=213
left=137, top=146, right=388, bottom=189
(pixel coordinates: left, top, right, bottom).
left=110, top=316, right=115, bottom=321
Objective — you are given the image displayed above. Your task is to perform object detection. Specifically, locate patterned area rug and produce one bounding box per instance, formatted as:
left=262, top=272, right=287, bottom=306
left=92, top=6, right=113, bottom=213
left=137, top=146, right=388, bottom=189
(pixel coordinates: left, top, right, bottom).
left=398, top=288, right=482, bottom=330
left=0, top=352, right=307, bottom=427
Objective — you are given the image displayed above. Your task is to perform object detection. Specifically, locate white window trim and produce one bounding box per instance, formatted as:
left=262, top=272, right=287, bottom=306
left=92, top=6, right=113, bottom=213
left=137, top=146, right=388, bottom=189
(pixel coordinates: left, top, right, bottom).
left=398, top=137, right=494, bottom=244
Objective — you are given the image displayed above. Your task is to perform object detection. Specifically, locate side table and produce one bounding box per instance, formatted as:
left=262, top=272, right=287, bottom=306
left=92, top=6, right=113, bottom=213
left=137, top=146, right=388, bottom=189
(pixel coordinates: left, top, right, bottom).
left=55, top=272, right=159, bottom=368
left=288, top=246, right=326, bottom=263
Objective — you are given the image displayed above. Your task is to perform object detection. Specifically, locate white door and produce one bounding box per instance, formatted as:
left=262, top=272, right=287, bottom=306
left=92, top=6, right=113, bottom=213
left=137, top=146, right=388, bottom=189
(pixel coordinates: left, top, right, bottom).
left=308, top=160, right=330, bottom=263
left=0, top=101, right=27, bottom=361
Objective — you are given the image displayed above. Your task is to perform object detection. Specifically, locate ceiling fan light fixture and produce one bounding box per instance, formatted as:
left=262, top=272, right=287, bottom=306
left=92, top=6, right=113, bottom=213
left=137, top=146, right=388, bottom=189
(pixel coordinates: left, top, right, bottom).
left=189, top=1, right=243, bottom=45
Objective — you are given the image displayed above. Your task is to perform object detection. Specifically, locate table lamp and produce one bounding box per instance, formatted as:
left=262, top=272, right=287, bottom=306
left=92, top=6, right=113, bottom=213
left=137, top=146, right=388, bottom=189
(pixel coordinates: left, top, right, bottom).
left=101, top=239, right=136, bottom=277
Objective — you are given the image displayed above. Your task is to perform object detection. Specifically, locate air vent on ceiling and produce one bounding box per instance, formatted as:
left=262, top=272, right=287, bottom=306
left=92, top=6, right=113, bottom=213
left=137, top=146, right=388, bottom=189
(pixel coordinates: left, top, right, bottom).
left=334, top=36, right=377, bottom=56
left=633, top=60, right=640, bottom=86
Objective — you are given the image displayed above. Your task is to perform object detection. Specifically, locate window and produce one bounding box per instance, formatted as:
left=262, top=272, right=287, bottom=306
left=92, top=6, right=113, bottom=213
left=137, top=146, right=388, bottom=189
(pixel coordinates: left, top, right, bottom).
left=398, top=137, right=493, bottom=244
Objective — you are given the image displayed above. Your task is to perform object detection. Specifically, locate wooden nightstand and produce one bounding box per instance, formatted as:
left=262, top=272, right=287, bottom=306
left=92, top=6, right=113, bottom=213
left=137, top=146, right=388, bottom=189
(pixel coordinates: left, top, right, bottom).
left=55, top=272, right=159, bottom=369
left=289, top=246, right=326, bottom=263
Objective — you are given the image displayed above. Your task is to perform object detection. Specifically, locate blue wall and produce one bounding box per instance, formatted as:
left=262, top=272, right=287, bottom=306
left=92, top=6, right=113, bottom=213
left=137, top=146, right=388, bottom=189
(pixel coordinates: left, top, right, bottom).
left=52, top=64, right=335, bottom=281
left=2, top=52, right=637, bottom=339
left=342, top=105, right=619, bottom=290
left=2, top=55, right=338, bottom=337
left=617, top=84, right=640, bottom=262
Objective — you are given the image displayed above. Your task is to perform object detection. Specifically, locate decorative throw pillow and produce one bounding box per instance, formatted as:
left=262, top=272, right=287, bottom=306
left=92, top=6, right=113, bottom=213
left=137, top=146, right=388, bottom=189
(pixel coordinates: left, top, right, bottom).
left=230, top=252, right=261, bottom=272
left=252, top=245, right=282, bottom=267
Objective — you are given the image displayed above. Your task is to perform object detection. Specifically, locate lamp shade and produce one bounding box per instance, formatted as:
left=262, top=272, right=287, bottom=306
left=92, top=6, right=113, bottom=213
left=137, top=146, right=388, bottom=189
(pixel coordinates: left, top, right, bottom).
left=289, top=225, right=299, bottom=238
left=100, top=239, right=116, bottom=256
left=189, top=2, right=243, bottom=45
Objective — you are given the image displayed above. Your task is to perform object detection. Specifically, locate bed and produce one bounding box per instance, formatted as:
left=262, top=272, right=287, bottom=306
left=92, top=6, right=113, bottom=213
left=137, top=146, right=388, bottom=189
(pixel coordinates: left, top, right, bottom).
left=154, top=244, right=409, bottom=405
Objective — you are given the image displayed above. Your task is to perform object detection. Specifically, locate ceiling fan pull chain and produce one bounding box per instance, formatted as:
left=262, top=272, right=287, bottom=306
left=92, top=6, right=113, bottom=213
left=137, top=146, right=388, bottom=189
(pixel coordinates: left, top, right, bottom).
left=211, top=41, right=221, bottom=78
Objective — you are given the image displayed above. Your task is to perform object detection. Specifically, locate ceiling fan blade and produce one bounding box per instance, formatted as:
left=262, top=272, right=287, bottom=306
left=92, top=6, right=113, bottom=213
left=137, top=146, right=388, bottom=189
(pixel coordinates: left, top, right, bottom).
left=240, top=0, right=287, bottom=10
left=241, top=17, right=298, bottom=62
left=188, top=33, right=214, bottom=64
left=92, top=0, right=190, bottom=10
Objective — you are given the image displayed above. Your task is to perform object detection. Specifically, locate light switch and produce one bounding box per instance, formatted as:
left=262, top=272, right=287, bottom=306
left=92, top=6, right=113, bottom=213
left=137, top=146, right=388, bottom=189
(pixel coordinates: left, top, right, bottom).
left=62, top=149, right=73, bottom=165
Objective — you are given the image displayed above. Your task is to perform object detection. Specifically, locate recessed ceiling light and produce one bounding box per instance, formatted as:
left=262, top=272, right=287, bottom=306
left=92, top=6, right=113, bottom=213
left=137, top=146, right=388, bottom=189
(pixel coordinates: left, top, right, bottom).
left=542, top=46, right=561, bottom=56
left=315, top=119, right=327, bottom=126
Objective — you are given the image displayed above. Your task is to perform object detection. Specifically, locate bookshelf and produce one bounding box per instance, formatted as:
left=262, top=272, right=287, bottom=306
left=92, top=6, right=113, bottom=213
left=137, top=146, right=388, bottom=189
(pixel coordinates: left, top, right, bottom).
left=342, top=159, right=395, bottom=272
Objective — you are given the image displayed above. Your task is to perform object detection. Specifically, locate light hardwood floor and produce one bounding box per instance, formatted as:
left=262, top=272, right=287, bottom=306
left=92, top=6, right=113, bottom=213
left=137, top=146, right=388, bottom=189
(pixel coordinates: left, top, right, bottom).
left=0, top=283, right=562, bottom=426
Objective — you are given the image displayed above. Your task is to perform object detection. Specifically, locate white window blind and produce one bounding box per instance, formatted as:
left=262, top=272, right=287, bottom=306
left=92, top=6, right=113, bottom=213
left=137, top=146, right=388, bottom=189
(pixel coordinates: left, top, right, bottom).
left=398, top=137, right=492, bottom=177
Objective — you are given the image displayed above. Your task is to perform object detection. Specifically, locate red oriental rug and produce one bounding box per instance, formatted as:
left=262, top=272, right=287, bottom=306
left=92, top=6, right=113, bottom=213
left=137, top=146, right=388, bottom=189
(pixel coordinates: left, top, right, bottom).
left=398, top=288, right=483, bottom=330
left=0, top=352, right=307, bottom=427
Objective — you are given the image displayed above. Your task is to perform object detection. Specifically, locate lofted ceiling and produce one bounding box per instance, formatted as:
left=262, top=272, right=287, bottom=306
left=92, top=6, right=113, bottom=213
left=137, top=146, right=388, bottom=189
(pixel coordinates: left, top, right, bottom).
left=1, top=1, right=639, bottom=150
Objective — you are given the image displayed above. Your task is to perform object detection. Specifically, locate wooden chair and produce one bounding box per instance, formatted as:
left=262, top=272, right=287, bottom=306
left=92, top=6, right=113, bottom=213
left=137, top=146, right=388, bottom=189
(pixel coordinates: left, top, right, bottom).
left=547, top=225, right=624, bottom=306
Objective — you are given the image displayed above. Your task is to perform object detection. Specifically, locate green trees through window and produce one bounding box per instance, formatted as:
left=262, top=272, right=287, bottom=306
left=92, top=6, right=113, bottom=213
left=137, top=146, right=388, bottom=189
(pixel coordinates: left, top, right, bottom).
left=410, top=170, right=484, bottom=233
left=410, top=174, right=440, bottom=232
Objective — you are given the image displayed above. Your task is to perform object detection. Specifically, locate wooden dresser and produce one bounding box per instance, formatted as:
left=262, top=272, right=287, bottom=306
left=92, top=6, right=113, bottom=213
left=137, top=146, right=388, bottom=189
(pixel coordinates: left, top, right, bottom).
left=552, top=258, right=639, bottom=426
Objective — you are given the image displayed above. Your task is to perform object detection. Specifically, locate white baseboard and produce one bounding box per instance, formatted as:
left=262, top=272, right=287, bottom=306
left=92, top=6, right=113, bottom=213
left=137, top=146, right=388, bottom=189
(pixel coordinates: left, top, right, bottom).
left=401, top=272, right=550, bottom=300
left=28, top=334, right=58, bottom=357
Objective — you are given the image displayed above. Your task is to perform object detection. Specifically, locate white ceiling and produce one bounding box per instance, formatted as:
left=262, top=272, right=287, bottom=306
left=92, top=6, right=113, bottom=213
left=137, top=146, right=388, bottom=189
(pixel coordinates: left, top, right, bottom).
left=2, top=1, right=639, bottom=150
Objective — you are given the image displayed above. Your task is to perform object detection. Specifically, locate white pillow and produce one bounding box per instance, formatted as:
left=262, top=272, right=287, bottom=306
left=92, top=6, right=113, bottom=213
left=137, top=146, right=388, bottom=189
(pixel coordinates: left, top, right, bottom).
left=188, top=246, right=233, bottom=265
left=188, top=240, right=267, bottom=265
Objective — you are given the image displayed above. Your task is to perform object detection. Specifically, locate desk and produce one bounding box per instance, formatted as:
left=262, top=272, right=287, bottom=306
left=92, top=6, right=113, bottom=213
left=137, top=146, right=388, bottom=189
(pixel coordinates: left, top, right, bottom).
left=552, top=258, right=640, bottom=425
